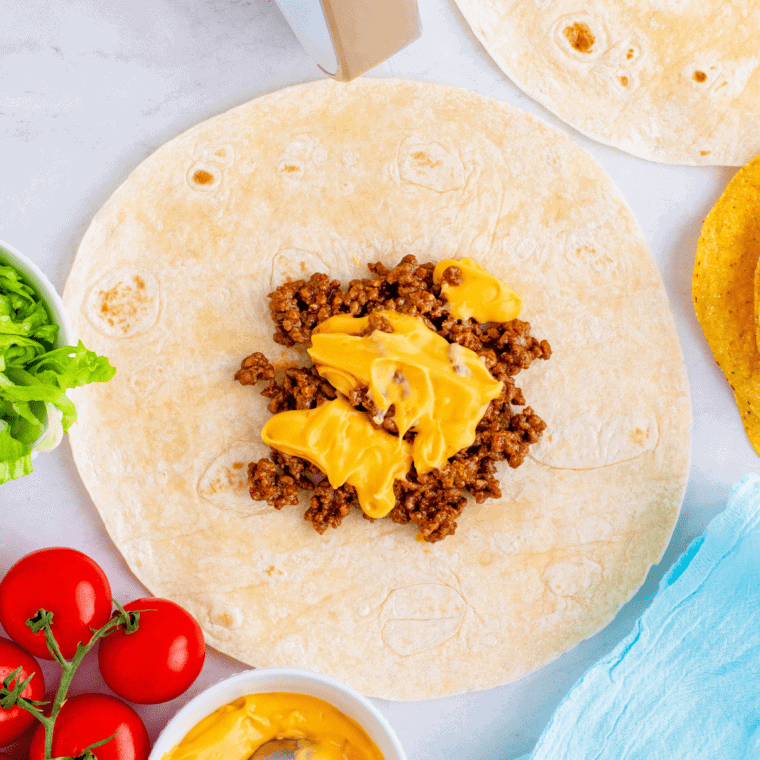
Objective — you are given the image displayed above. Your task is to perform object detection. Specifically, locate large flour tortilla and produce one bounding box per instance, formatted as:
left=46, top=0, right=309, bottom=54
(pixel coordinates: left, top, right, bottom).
left=64, top=79, right=690, bottom=700
left=453, top=0, right=760, bottom=165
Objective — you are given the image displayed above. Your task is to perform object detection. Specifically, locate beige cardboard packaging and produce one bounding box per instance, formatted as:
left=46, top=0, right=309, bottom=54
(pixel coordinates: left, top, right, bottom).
left=273, top=0, right=421, bottom=81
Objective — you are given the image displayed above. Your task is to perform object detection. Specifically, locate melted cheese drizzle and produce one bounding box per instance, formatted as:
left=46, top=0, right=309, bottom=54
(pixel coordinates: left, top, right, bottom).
left=261, top=396, right=412, bottom=518
left=162, top=693, right=383, bottom=760
left=433, top=257, right=522, bottom=323
left=309, top=311, right=503, bottom=476
left=260, top=261, right=521, bottom=520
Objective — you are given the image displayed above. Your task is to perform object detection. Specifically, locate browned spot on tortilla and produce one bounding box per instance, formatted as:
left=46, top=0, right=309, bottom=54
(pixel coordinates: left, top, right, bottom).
left=93, top=274, right=154, bottom=334
left=700, top=150, right=711, bottom=156
left=694, top=70, right=707, bottom=83
left=626, top=49, right=634, bottom=60
left=217, top=613, right=233, bottom=626
left=564, top=22, right=595, bottom=53
left=619, top=76, right=629, bottom=87
left=411, top=150, right=442, bottom=169
left=100, top=286, right=132, bottom=331
left=282, top=164, right=299, bottom=173
left=216, top=463, right=249, bottom=495
left=629, top=427, right=646, bottom=446
left=265, top=566, right=276, bottom=577
left=192, top=169, right=214, bottom=185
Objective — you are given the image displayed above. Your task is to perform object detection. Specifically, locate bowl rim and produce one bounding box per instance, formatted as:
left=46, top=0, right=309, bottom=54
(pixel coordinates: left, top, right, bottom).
left=0, top=239, right=75, bottom=346
left=149, top=668, right=407, bottom=760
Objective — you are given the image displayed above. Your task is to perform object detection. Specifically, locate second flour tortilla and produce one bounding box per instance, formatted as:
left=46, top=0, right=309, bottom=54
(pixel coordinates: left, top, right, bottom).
left=63, top=78, right=690, bottom=700
left=453, top=0, right=760, bottom=165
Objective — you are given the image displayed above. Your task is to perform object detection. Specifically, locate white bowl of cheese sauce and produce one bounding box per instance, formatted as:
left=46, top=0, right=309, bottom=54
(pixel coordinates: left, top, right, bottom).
left=150, top=668, right=406, bottom=760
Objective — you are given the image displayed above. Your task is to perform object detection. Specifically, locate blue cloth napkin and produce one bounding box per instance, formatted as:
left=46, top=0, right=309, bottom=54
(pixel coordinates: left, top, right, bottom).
left=522, top=473, right=760, bottom=760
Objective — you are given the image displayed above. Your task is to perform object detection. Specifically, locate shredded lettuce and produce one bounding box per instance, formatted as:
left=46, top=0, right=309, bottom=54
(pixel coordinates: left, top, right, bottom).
left=0, top=419, right=33, bottom=483
left=0, top=262, right=115, bottom=485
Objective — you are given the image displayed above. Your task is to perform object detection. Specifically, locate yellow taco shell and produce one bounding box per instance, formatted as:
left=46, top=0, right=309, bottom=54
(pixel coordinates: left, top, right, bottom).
left=693, top=155, right=760, bottom=454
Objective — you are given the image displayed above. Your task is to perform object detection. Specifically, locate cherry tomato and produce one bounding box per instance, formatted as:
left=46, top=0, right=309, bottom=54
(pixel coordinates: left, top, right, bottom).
left=0, top=548, right=112, bottom=660
left=98, top=598, right=205, bottom=704
left=0, top=638, right=45, bottom=747
left=28, top=694, right=149, bottom=760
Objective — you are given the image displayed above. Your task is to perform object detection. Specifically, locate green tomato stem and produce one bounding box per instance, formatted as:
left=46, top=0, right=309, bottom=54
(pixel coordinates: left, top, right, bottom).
left=41, top=610, right=139, bottom=760
left=0, top=602, right=147, bottom=760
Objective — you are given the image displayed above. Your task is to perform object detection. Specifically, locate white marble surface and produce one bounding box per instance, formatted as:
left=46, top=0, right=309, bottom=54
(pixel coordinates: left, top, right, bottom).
left=0, top=1, right=757, bottom=759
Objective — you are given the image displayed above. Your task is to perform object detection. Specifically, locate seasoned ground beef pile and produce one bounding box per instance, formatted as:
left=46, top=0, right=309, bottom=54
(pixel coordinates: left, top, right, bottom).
left=235, top=255, right=551, bottom=542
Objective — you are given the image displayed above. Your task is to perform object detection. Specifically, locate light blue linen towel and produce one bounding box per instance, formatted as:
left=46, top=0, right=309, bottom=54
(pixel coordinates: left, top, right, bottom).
left=522, top=473, right=760, bottom=760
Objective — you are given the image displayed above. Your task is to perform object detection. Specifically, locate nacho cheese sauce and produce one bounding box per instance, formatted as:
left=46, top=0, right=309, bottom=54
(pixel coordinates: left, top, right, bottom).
left=432, top=258, right=522, bottom=323
left=262, top=308, right=505, bottom=517
left=261, top=396, right=412, bottom=518
left=310, top=311, right=503, bottom=474
left=162, top=693, right=383, bottom=760
left=260, top=264, right=521, bottom=520
left=239, top=254, right=551, bottom=541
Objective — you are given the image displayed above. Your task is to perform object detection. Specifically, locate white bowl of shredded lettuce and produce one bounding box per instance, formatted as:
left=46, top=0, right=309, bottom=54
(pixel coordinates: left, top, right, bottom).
left=0, top=240, right=115, bottom=485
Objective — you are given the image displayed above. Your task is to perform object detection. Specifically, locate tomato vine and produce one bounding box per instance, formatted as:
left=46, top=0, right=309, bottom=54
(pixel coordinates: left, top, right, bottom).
left=0, top=602, right=147, bottom=760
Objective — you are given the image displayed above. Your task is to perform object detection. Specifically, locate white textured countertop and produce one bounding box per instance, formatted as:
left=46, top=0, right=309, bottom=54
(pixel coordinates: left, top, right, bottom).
left=1, top=1, right=756, bottom=758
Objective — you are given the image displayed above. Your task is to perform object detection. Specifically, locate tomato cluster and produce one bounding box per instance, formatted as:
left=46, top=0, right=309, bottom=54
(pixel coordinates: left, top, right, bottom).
left=0, top=548, right=206, bottom=760
left=0, top=638, right=45, bottom=746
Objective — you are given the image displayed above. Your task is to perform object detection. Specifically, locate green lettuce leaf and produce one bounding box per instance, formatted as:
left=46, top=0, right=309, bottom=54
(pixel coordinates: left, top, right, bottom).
left=26, top=341, right=116, bottom=390
left=0, top=418, right=33, bottom=484
left=4, top=366, right=81, bottom=433
left=0, top=262, right=115, bottom=484
left=0, top=266, right=38, bottom=304
left=0, top=334, right=48, bottom=371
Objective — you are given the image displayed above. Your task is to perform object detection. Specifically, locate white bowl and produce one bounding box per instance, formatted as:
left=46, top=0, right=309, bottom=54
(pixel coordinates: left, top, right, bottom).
left=0, top=239, right=75, bottom=454
left=149, top=669, right=407, bottom=760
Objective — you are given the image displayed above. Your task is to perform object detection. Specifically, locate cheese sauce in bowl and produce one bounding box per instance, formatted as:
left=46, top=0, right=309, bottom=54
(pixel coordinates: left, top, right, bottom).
left=151, top=670, right=405, bottom=760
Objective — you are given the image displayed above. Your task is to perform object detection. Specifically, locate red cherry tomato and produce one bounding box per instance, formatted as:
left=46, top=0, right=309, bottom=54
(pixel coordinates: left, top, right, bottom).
left=98, top=598, right=205, bottom=704
left=0, top=637, right=45, bottom=747
left=28, top=694, right=149, bottom=760
left=0, top=548, right=112, bottom=660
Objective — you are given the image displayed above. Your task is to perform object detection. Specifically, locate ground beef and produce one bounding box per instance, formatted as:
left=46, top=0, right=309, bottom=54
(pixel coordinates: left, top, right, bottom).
left=234, top=352, right=274, bottom=386
left=248, top=365, right=337, bottom=414
left=237, top=255, right=551, bottom=542
left=305, top=482, right=358, bottom=534
left=440, top=264, right=463, bottom=287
